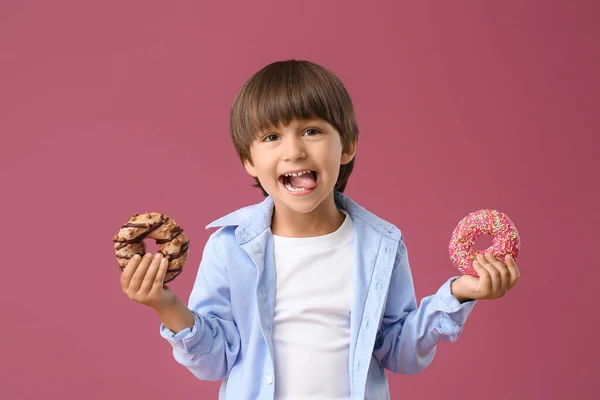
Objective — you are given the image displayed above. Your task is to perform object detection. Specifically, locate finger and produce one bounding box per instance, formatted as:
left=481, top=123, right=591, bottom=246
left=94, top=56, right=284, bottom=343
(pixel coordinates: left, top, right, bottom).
left=474, top=253, right=489, bottom=277
left=139, top=253, right=163, bottom=293
left=129, top=253, right=154, bottom=291
left=479, top=253, right=501, bottom=294
left=476, top=252, right=487, bottom=269
left=151, top=256, right=169, bottom=292
left=486, top=252, right=510, bottom=294
left=121, top=254, right=142, bottom=289
left=505, top=254, right=520, bottom=289
left=472, top=259, right=491, bottom=294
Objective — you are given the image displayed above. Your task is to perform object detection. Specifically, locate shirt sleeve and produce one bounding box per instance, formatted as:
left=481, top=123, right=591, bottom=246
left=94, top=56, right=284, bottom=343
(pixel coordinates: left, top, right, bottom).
left=372, top=237, right=476, bottom=374
left=159, top=230, right=241, bottom=381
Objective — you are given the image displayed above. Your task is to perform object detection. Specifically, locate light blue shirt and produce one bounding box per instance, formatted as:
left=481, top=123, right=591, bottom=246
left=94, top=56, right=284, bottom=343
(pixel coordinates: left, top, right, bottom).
left=160, top=192, right=476, bottom=399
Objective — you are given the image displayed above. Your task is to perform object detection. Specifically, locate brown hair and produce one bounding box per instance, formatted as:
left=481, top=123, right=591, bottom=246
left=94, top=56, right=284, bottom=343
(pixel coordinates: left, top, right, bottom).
left=230, top=60, right=359, bottom=196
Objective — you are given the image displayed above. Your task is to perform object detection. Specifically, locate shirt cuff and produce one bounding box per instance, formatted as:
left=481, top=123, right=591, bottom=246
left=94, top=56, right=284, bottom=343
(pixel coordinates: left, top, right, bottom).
left=159, top=312, right=210, bottom=354
left=432, top=277, right=477, bottom=324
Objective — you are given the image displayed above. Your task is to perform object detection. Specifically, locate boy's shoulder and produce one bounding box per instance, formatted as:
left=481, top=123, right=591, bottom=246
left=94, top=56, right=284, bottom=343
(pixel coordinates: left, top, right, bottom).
left=203, top=192, right=403, bottom=244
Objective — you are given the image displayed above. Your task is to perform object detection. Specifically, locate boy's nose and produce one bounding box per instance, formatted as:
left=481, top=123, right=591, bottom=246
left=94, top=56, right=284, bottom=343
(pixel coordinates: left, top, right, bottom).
left=283, top=137, right=307, bottom=161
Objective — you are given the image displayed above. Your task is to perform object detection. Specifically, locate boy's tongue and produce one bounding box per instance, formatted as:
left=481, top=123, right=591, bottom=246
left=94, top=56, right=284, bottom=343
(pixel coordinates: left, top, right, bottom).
left=288, top=173, right=316, bottom=189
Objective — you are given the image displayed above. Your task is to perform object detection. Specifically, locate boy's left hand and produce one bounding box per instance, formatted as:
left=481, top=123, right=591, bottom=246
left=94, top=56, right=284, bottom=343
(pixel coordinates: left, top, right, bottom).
left=451, top=252, right=520, bottom=303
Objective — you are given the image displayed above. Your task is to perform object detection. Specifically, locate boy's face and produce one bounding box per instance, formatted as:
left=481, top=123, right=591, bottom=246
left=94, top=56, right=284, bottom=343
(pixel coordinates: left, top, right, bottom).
left=244, top=118, right=356, bottom=214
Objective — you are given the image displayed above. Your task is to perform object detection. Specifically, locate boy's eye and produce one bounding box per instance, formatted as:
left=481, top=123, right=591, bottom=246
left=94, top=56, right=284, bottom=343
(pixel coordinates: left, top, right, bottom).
left=262, top=133, right=279, bottom=142
left=303, top=128, right=321, bottom=136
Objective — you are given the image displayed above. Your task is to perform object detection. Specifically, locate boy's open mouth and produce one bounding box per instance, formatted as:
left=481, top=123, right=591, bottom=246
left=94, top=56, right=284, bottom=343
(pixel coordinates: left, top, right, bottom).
left=278, top=170, right=318, bottom=192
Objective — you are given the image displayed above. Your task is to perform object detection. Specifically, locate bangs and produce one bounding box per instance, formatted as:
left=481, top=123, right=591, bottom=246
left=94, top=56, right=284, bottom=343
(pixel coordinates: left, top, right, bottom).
left=245, top=73, right=333, bottom=137
left=230, top=60, right=355, bottom=159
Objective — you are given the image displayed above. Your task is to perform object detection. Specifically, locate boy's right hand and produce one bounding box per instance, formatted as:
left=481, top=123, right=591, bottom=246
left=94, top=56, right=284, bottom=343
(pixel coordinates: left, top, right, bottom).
left=121, top=252, right=176, bottom=311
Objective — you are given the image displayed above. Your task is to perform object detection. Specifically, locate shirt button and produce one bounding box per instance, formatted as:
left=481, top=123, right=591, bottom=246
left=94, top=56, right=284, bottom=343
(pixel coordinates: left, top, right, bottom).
left=265, top=375, right=274, bottom=385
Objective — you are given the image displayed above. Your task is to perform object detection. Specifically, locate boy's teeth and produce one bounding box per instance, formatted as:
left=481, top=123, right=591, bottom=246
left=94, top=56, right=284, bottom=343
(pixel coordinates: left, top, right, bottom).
left=285, top=171, right=311, bottom=177
left=284, top=182, right=307, bottom=192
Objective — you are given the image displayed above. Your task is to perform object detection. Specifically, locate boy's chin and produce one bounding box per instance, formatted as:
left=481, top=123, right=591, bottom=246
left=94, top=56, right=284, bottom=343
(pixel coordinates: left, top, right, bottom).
left=283, top=202, right=321, bottom=215
left=273, top=189, right=335, bottom=213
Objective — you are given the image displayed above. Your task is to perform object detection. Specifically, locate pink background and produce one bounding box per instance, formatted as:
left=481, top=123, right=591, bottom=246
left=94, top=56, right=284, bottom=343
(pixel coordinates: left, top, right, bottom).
left=1, top=1, right=598, bottom=398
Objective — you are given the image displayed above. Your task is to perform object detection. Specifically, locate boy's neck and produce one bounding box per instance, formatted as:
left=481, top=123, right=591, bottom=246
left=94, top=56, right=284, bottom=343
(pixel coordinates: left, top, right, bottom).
left=270, top=194, right=345, bottom=238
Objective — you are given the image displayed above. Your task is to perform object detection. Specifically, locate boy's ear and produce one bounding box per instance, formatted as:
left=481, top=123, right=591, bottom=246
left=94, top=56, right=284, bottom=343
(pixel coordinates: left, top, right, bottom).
left=340, top=139, right=357, bottom=165
left=244, top=159, right=258, bottom=177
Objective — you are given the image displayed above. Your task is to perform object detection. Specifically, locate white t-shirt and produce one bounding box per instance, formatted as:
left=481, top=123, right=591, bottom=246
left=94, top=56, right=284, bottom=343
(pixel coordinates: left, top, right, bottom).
left=272, top=211, right=354, bottom=399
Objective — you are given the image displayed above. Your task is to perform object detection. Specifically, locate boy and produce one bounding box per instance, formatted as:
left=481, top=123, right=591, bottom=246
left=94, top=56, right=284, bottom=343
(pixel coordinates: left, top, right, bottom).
left=121, top=60, right=520, bottom=399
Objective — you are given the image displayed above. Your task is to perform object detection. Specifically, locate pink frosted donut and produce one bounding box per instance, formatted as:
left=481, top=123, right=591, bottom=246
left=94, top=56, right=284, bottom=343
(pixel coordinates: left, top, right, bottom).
left=449, top=209, right=520, bottom=277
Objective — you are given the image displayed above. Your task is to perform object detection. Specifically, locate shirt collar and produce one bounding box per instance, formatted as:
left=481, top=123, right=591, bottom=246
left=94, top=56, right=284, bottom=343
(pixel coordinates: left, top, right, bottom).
left=205, top=191, right=401, bottom=243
